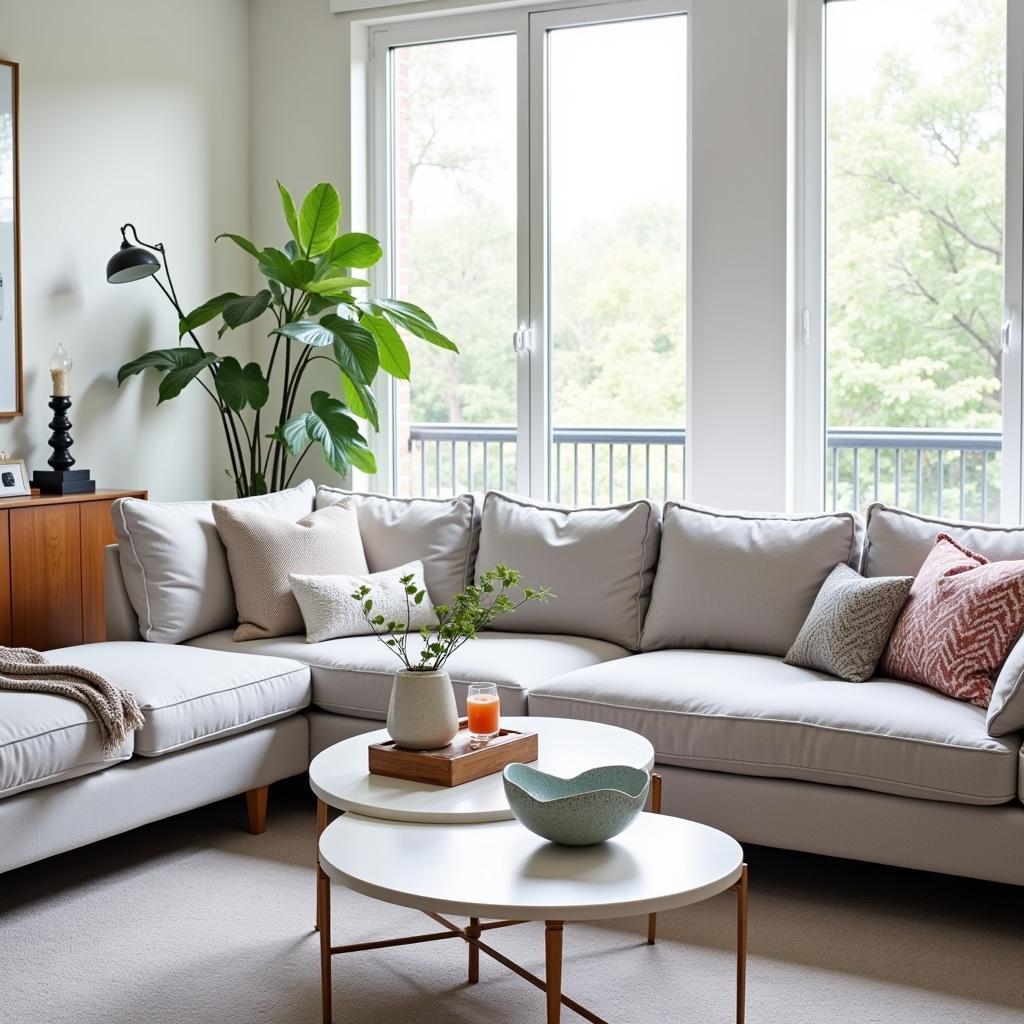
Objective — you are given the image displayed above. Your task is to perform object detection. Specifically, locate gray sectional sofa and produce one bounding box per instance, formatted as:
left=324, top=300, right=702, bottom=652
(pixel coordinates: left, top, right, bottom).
left=2, top=481, right=1022, bottom=887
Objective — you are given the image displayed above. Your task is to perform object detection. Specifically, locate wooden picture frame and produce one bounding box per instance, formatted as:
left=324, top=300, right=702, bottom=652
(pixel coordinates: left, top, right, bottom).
left=0, top=59, right=22, bottom=418
left=0, top=458, right=29, bottom=497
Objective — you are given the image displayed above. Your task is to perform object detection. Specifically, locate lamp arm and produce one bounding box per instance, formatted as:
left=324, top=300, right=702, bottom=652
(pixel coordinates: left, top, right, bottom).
left=120, top=222, right=164, bottom=253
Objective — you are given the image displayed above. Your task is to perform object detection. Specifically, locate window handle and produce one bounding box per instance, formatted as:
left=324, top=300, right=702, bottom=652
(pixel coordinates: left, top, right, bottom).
left=1003, top=309, right=1018, bottom=352
left=512, top=324, right=533, bottom=353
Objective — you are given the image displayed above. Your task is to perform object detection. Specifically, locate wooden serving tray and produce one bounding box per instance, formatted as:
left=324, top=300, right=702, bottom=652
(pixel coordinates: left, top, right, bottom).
left=368, top=719, right=539, bottom=787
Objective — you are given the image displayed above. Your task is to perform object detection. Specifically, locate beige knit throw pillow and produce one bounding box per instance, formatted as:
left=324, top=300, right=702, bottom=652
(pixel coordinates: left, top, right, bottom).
left=213, top=500, right=368, bottom=641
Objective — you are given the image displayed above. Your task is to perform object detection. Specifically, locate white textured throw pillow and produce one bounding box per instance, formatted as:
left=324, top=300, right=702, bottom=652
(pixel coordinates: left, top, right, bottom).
left=290, top=561, right=436, bottom=643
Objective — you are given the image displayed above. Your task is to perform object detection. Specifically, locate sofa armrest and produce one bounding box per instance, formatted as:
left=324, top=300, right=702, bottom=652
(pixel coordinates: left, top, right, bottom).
left=104, top=544, right=141, bottom=641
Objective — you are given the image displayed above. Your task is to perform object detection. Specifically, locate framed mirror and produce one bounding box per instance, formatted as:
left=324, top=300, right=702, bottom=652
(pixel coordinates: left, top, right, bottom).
left=0, top=59, right=22, bottom=418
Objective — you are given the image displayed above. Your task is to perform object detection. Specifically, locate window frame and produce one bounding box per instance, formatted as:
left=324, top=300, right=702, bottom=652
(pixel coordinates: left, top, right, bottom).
left=792, top=0, right=1024, bottom=522
left=365, top=0, right=689, bottom=499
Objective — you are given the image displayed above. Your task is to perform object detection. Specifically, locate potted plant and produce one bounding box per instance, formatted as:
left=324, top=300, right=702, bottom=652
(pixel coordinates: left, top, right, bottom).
left=352, top=565, right=552, bottom=750
left=116, top=181, right=456, bottom=496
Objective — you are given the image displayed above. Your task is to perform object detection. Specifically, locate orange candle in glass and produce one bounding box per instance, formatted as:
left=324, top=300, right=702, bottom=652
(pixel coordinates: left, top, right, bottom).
left=467, top=683, right=500, bottom=741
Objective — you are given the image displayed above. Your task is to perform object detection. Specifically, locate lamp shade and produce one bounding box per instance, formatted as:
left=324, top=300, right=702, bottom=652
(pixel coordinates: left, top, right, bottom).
left=106, top=241, right=161, bottom=283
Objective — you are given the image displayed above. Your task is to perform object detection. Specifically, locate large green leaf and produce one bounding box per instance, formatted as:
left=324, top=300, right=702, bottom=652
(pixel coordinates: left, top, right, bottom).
left=274, top=320, right=335, bottom=348
left=277, top=180, right=300, bottom=246
left=214, top=356, right=269, bottom=411
left=346, top=436, right=377, bottom=475
left=178, top=293, right=239, bottom=337
left=158, top=352, right=221, bottom=404
left=298, top=182, right=341, bottom=258
left=306, top=292, right=341, bottom=315
left=215, top=233, right=259, bottom=259
left=341, top=372, right=379, bottom=431
left=118, top=347, right=218, bottom=386
left=281, top=390, right=363, bottom=475
left=373, top=298, right=458, bottom=352
left=258, top=248, right=315, bottom=289
left=221, top=290, right=272, bottom=329
left=320, top=314, right=379, bottom=382
left=326, top=232, right=383, bottom=269
left=305, top=276, right=371, bottom=295
left=361, top=313, right=410, bottom=380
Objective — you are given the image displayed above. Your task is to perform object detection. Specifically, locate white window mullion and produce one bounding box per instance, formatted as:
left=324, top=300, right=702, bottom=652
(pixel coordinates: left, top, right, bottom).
left=525, top=9, right=549, bottom=499
left=1002, top=0, right=1024, bottom=523
left=791, top=0, right=825, bottom=513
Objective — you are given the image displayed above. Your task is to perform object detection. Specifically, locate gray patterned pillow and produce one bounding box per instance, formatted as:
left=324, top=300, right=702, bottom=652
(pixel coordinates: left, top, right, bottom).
left=784, top=563, right=913, bottom=682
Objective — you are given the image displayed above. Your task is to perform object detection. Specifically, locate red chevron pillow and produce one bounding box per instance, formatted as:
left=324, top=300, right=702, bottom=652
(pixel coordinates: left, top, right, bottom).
left=882, top=534, right=1024, bottom=707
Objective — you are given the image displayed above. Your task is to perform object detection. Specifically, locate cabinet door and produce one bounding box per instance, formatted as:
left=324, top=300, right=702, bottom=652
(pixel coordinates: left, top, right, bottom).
left=10, top=503, right=83, bottom=649
left=0, top=509, right=10, bottom=646
left=80, top=499, right=118, bottom=643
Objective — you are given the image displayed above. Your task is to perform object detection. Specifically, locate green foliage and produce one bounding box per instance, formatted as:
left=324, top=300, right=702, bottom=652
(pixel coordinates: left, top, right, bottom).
left=826, top=0, right=1005, bottom=431
left=352, top=565, right=554, bottom=672
left=116, top=180, right=456, bottom=496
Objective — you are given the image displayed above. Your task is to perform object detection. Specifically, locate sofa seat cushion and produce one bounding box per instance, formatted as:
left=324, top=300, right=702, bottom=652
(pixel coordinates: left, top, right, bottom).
left=0, top=692, right=133, bottom=800
left=528, top=651, right=1020, bottom=805
left=187, top=630, right=630, bottom=720
left=48, top=642, right=310, bottom=757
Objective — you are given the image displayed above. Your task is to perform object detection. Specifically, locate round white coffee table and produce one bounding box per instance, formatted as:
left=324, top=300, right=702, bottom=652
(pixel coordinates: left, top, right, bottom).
left=308, top=716, right=655, bottom=824
left=317, top=812, right=748, bottom=1024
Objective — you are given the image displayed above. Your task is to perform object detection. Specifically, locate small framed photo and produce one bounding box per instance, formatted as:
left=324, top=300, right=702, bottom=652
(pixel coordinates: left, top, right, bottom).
left=0, top=457, right=29, bottom=497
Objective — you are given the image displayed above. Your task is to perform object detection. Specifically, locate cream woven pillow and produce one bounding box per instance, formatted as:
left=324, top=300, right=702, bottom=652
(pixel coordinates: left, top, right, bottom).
left=213, top=500, right=368, bottom=641
left=291, top=561, right=436, bottom=643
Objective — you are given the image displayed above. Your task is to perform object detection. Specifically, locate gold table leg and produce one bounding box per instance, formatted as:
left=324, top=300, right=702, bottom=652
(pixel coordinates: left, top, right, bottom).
left=732, top=863, right=749, bottom=1024
left=315, top=799, right=328, bottom=932
left=647, top=772, right=662, bottom=945
left=318, top=861, right=332, bottom=1024
left=467, top=917, right=481, bottom=984
left=545, top=921, right=564, bottom=1024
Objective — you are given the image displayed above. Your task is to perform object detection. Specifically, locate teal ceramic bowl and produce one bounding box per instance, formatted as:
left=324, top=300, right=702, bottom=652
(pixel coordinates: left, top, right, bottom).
left=502, top=763, right=651, bottom=846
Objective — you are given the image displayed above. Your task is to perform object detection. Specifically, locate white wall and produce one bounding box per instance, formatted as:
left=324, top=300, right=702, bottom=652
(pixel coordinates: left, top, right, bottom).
left=0, top=0, right=251, bottom=500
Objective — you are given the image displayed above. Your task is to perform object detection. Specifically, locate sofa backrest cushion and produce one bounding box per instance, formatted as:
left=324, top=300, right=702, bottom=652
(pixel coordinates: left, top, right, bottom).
left=641, top=502, right=862, bottom=657
left=111, top=479, right=315, bottom=644
left=862, top=502, right=1024, bottom=576
left=862, top=504, right=1024, bottom=737
left=214, top=500, right=368, bottom=641
left=316, top=487, right=477, bottom=608
left=474, top=491, right=660, bottom=650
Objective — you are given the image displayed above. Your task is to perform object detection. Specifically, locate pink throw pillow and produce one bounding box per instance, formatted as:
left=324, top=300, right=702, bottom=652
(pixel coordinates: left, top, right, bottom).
left=882, top=533, right=1024, bottom=707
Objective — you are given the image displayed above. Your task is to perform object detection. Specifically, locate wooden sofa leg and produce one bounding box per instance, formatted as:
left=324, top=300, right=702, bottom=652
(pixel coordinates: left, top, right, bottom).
left=245, top=785, right=269, bottom=835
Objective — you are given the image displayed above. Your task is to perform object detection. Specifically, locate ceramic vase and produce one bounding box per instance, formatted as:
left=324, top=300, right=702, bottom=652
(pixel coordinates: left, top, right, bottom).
left=386, top=668, right=459, bottom=750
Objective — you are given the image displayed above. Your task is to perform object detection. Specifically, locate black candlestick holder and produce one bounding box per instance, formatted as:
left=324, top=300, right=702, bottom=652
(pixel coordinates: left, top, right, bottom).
left=31, top=395, right=96, bottom=495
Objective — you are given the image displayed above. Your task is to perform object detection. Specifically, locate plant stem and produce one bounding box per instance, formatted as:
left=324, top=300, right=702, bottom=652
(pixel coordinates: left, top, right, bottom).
left=283, top=443, right=313, bottom=488
left=149, top=274, right=248, bottom=493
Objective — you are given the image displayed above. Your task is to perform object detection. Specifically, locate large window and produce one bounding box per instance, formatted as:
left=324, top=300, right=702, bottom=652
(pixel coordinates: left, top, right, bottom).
left=798, top=0, right=1023, bottom=521
left=372, top=0, right=687, bottom=502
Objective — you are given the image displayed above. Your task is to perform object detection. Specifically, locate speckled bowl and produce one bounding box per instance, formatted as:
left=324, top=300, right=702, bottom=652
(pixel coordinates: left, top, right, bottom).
left=502, top=763, right=651, bottom=846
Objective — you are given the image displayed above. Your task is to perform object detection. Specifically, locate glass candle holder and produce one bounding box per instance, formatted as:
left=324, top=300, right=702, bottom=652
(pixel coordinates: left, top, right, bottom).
left=466, top=683, right=500, bottom=743
left=50, top=342, right=72, bottom=397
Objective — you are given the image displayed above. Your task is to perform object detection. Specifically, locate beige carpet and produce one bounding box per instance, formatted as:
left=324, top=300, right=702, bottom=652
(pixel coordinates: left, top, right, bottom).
left=1, top=777, right=1022, bottom=1024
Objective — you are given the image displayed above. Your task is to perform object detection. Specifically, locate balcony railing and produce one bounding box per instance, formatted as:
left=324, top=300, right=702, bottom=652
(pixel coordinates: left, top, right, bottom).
left=404, top=423, right=1002, bottom=520
left=826, top=427, right=1002, bottom=522
left=405, top=424, right=685, bottom=504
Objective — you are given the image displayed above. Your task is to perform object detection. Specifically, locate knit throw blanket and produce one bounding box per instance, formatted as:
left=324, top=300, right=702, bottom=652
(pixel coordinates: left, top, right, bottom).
left=0, top=647, right=145, bottom=757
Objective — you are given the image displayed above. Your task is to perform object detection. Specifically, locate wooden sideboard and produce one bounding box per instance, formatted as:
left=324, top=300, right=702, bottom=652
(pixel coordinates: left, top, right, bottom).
left=0, top=489, right=146, bottom=650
